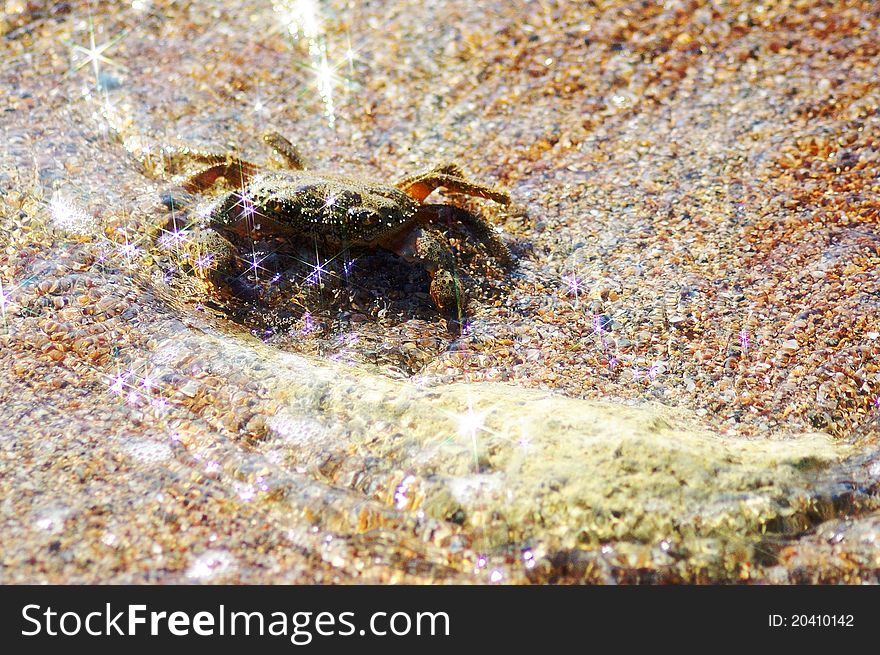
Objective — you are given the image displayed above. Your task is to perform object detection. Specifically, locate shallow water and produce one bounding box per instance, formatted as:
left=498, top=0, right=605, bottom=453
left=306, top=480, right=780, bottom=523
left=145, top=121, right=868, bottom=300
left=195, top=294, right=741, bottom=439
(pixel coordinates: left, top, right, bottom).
left=2, top=0, right=879, bottom=583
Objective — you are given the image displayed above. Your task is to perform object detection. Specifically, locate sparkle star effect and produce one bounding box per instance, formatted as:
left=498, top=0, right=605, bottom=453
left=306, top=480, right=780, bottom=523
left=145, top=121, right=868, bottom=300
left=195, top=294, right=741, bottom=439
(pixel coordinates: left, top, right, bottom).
left=157, top=227, right=190, bottom=251
left=273, top=0, right=323, bottom=47
left=193, top=252, right=215, bottom=272
left=563, top=273, right=582, bottom=302
left=101, top=361, right=177, bottom=419
left=67, top=12, right=129, bottom=92
left=457, top=406, right=487, bottom=440
left=451, top=404, right=492, bottom=474
left=116, top=241, right=140, bottom=262
left=314, top=56, right=336, bottom=127
left=238, top=190, right=257, bottom=220
left=304, top=259, right=329, bottom=286
left=257, top=0, right=381, bottom=131
left=245, top=251, right=271, bottom=281
left=272, top=0, right=352, bottom=127
left=108, top=368, right=129, bottom=395
left=55, top=197, right=155, bottom=277
left=49, top=192, right=98, bottom=235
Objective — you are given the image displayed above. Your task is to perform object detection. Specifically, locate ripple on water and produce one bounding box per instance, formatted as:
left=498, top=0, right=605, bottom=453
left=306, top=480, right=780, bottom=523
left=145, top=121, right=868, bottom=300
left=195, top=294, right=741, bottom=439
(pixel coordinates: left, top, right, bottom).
left=266, top=415, right=334, bottom=448
left=120, top=437, right=174, bottom=465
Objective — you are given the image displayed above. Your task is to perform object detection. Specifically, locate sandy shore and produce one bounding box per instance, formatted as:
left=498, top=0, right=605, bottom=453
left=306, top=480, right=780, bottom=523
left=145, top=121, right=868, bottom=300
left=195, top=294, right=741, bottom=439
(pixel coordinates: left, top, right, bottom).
left=1, top=0, right=879, bottom=583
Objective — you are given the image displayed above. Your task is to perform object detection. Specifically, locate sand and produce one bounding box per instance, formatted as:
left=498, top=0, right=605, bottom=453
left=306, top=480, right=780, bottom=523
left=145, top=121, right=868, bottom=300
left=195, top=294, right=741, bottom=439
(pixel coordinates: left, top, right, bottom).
left=1, top=0, right=879, bottom=583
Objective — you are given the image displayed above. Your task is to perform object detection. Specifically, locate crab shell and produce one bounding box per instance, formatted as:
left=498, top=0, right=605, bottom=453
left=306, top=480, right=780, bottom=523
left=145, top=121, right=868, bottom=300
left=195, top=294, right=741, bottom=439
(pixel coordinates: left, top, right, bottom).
left=212, top=171, right=423, bottom=246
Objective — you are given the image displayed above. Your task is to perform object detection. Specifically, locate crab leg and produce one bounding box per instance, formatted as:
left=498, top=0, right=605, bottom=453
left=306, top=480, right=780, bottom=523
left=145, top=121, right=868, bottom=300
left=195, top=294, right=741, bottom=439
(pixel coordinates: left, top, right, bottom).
left=261, top=131, right=308, bottom=170
left=381, top=225, right=464, bottom=318
left=396, top=164, right=511, bottom=205
left=422, top=204, right=513, bottom=268
left=181, top=159, right=260, bottom=193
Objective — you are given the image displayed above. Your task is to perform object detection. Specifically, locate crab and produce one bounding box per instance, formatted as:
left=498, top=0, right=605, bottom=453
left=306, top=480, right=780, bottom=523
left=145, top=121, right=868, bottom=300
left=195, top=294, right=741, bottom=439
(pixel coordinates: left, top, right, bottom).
left=162, top=131, right=513, bottom=320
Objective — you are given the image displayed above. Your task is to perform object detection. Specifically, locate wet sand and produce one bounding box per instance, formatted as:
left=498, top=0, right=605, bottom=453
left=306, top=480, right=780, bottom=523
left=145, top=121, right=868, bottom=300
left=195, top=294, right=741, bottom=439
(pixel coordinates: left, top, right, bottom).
left=1, top=0, right=879, bottom=583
